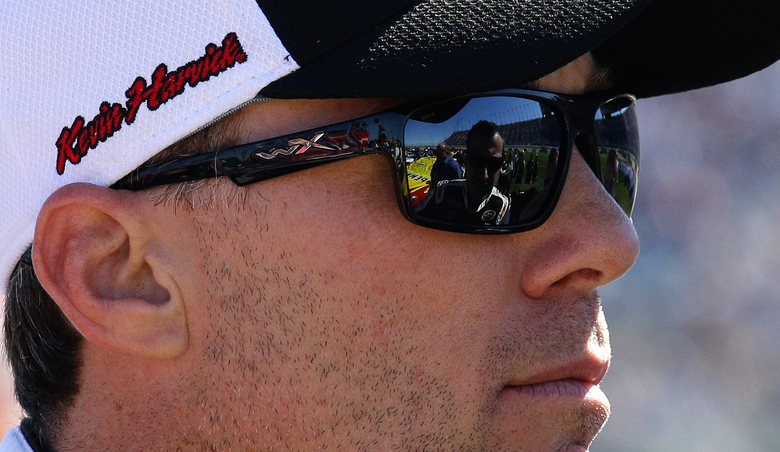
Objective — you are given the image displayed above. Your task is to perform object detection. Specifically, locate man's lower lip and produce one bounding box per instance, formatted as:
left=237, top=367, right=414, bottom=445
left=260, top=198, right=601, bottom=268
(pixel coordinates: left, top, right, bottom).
left=558, top=445, right=588, bottom=452
left=503, top=379, right=601, bottom=399
left=497, top=380, right=610, bottom=450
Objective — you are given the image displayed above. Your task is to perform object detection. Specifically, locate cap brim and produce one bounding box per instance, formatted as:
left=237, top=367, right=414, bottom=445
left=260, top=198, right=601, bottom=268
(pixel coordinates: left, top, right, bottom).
left=260, top=0, right=780, bottom=99
left=261, top=0, right=651, bottom=98
left=595, top=0, right=780, bottom=98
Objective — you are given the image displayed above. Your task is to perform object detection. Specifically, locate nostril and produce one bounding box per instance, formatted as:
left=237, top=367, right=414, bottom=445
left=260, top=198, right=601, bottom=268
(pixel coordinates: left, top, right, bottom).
left=552, top=268, right=603, bottom=289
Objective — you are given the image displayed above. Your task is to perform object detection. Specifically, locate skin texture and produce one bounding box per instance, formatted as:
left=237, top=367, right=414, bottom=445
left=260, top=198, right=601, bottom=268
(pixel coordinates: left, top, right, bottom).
left=36, top=54, right=639, bottom=451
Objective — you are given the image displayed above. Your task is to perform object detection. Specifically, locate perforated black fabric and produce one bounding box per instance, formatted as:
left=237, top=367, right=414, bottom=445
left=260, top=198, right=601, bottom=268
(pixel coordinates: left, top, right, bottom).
left=261, top=0, right=645, bottom=98
left=255, top=0, right=421, bottom=64
left=257, top=0, right=780, bottom=99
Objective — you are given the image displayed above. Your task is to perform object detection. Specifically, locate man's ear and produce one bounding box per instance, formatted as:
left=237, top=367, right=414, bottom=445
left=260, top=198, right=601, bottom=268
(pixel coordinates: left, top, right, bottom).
left=32, top=183, right=188, bottom=359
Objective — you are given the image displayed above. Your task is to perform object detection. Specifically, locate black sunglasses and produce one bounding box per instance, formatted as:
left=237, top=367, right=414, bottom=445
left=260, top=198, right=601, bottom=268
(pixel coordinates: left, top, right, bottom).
left=465, top=154, right=505, bottom=173
left=113, top=89, right=639, bottom=234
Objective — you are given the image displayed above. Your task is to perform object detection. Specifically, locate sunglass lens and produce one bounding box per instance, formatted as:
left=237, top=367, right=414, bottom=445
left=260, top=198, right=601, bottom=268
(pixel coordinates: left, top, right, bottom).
left=594, top=97, right=639, bottom=216
left=404, top=96, right=564, bottom=230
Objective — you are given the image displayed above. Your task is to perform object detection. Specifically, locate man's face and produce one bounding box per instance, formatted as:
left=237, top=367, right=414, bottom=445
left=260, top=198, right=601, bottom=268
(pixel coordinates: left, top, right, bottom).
left=164, top=55, right=639, bottom=451
left=466, top=131, right=505, bottom=202
left=435, top=144, right=448, bottom=160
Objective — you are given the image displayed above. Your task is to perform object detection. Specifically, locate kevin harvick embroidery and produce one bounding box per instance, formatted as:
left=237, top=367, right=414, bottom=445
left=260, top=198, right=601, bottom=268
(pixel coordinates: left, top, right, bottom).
left=55, top=32, right=248, bottom=175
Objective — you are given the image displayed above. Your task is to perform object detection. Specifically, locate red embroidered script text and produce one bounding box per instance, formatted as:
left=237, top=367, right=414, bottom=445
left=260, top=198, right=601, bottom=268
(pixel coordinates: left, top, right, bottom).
left=55, top=32, right=248, bottom=175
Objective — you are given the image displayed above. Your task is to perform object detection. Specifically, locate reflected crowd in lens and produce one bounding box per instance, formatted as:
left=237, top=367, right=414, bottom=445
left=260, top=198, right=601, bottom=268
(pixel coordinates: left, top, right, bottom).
left=402, top=95, right=639, bottom=228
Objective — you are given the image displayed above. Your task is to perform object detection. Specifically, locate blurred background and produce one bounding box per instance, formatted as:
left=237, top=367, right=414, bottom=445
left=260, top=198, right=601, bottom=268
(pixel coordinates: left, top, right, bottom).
left=596, top=61, right=780, bottom=451
left=2, top=62, right=780, bottom=449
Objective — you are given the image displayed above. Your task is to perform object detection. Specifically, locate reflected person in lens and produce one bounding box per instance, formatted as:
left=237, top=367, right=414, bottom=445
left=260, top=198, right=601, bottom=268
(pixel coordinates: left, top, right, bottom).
left=416, top=120, right=511, bottom=225
left=429, top=142, right=463, bottom=188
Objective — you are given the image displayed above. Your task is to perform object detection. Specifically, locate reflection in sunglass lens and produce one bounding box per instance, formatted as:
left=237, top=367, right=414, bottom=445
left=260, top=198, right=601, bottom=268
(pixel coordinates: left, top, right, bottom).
left=594, top=97, right=639, bottom=216
left=400, top=93, right=638, bottom=232
left=468, top=154, right=504, bottom=173
left=405, top=96, right=563, bottom=228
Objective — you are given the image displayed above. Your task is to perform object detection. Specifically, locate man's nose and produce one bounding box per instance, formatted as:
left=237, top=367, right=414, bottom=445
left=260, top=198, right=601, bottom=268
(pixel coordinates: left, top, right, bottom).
left=516, top=148, right=640, bottom=298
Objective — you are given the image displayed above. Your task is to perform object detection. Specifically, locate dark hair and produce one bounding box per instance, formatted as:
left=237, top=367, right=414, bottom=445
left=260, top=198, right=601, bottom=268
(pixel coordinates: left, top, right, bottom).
left=4, top=260, right=82, bottom=448
left=3, top=110, right=242, bottom=449
left=466, top=120, right=501, bottom=151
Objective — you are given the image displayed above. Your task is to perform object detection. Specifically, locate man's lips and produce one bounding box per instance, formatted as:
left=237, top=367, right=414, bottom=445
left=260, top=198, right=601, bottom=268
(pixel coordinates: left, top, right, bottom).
left=504, top=354, right=610, bottom=397
left=508, top=379, right=596, bottom=398
left=494, top=351, right=612, bottom=450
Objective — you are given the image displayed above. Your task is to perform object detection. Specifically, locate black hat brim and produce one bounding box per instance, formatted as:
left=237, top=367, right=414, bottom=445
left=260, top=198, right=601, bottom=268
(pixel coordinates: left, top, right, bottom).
left=595, top=0, right=780, bottom=98
left=258, top=0, right=780, bottom=99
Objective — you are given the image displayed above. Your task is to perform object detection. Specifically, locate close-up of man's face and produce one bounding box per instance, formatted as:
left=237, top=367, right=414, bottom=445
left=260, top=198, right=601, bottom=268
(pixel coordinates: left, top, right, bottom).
left=3, top=1, right=778, bottom=451
left=122, top=55, right=636, bottom=451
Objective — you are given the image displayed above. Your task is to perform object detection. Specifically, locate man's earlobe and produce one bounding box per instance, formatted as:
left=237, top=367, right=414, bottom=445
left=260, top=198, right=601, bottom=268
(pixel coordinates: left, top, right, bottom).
left=32, top=183, right=188, bottom=359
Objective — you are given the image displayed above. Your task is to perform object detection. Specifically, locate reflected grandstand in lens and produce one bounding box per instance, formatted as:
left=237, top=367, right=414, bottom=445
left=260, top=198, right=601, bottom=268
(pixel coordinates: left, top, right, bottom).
left=404, top=109, right=563, bottom=206
left=403, top=94, right=639, bottom=220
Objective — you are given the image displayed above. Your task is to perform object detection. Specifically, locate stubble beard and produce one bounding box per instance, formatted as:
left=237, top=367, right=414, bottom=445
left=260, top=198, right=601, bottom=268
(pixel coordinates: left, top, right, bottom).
left=178, top=195, right=610, bottom=451
left=185, top=256, right=501, bottom=451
